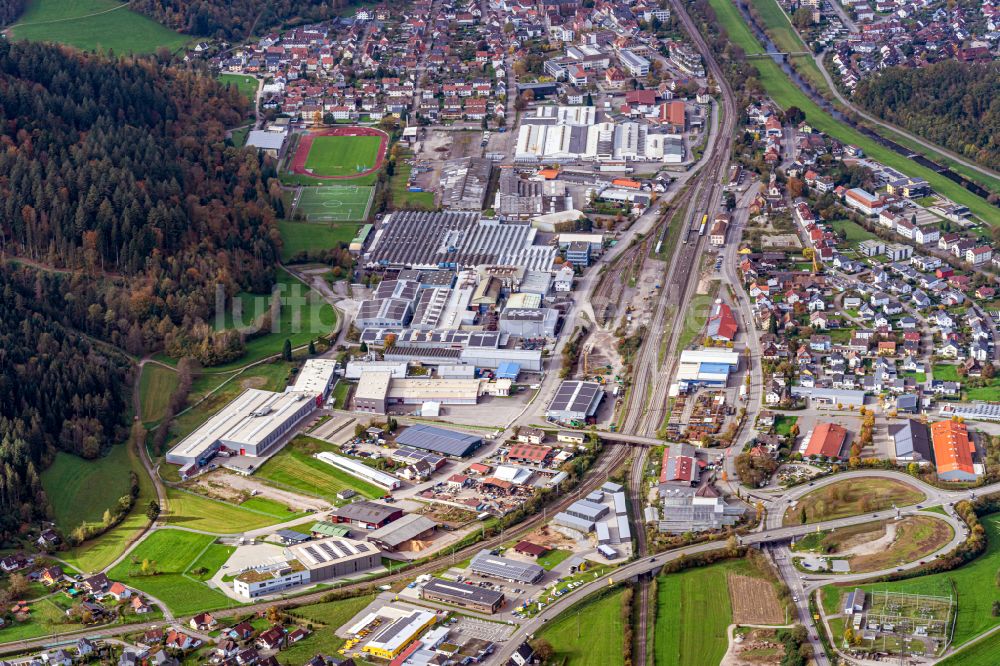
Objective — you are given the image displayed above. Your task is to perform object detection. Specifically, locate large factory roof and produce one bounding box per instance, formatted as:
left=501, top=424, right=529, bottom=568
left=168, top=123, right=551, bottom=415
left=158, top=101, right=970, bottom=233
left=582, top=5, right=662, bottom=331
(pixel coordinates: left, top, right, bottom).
left=286, top=536, right=377, bottom=569
left=365, top=211, right=555, bottom=271
left=394, top=424, right=484, bottom=457
left=167, top=388, right=312, bottom=463
left=469, top=549, right=544, bottom=584
left=547, top=380, right=603, bottom=416
left=288, top=359, right=338, bottom=395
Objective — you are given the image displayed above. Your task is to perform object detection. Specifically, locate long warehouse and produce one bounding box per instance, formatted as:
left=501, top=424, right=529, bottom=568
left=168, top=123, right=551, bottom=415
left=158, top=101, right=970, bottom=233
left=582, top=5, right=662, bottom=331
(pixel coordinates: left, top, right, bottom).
left=166, top=388, right=317, bottom=467
left=315, top=452, right=402, bottom=490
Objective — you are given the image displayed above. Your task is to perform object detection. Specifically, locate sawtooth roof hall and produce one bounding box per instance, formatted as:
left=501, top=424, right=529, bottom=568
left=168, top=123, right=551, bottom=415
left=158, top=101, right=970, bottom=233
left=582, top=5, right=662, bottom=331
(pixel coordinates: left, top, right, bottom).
left=364, top=211, right=556, bottom=272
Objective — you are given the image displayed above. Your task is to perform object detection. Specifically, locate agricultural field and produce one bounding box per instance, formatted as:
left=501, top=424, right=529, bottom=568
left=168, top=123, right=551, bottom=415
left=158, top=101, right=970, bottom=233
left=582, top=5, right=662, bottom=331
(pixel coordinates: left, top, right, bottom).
left=219, top=74, right=258, bottom=102
left=164, top=488, right=304, bottom=534
left=785, top=478, right=924, bottom=525
left=60, top=441, right=156, bottom=574
left=10, top=0, right=190, bottom=54
left=822, top=513, right=1000, bottom=646
left=655, top=558, right=785, bottom=666
left=256, top=436, right=383, bottom=502
left=108, top=530, right=238, bottom=615
left=705, top=0, right=998, bottom=224
left=278, top=219, right=361, bottom=261
left=538, top=588, right=626, bottom=666
left=304, top=135, right=382, bottom=178
left=139, top=363, right=179, bottom=425
left=938, top=631, right=1000, bottom=665
left=295, top=185, right=374, bottom=222
left=41, top=446, right=134, bottom=531
left=279, top=595, right=375, bottom=663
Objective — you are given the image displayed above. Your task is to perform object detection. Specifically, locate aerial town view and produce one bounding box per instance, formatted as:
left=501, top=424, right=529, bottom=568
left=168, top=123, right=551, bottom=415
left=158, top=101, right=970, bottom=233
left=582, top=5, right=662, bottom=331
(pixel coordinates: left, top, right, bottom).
left=1, top=0, right=1000, bottom=664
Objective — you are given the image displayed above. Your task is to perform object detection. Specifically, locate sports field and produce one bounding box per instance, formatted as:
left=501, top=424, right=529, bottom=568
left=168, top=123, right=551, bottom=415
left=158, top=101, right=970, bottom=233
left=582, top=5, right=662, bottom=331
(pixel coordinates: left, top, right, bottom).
left=108, top=529, right=239, bottom=615
left=295, top=185, right=374, bottom=222
left=304, top=135, right=382, bottom=177
left=10, top=0, right=190, bottom=54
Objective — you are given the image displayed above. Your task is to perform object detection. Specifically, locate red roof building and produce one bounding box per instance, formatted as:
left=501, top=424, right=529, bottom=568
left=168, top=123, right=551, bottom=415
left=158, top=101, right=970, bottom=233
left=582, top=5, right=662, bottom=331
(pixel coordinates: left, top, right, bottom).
left=507, top=444, right=551, bottom=463
left=706, top=301, right=738, bottom=341
left=804, top=423, right=847, bottom=458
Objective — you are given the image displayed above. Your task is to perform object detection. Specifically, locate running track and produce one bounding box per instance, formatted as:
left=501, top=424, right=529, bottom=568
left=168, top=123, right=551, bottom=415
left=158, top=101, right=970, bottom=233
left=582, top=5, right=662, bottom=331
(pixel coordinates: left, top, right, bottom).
left=289, top=126, right=388, bottom=180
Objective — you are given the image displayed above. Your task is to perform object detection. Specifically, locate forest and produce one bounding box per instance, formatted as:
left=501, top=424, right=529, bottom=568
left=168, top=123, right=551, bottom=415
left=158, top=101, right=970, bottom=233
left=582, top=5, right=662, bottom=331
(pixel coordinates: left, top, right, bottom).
left=0, top=0, right=25, bottom=26
left=0, top=265, right=132, bottom=540
left=130, top=0, right=361, bottom=40
left=0, top=41, right=284, bottom=364
left=853, top=61, right=1000, bottom=172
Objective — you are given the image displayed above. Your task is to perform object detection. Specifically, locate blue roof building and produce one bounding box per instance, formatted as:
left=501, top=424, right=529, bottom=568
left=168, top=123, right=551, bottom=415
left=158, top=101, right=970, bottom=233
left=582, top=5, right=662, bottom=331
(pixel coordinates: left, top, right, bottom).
left=496, top=361, right=521, bottom=380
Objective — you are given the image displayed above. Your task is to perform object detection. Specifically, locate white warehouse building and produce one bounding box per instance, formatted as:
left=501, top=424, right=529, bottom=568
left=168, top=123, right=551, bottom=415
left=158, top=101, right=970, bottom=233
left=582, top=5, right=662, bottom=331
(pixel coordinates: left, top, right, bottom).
left=166, top=388, right=317, bottom=467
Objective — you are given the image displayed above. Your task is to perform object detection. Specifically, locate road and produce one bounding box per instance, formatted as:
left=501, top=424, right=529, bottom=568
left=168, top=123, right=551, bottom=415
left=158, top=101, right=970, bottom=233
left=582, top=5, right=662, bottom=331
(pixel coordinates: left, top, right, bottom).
left=492, top=490, right=971, bottom=664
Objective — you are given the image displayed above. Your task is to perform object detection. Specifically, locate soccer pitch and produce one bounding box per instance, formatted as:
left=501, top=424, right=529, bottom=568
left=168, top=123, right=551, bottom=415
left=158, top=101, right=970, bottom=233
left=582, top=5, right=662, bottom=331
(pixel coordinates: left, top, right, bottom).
left=295, top=185, right=374, bottom=222
left=304, top=135, right=382, bottom=177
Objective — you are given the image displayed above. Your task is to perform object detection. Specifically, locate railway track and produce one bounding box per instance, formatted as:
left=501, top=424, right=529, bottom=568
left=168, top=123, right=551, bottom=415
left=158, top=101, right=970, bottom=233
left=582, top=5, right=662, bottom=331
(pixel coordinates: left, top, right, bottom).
left=618, top=0, right=740, bottom=662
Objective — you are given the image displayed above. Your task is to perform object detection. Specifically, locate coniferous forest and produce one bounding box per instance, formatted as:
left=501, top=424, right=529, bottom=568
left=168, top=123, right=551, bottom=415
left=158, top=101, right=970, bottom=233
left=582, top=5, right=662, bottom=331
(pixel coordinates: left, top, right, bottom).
left=853, top=61, right=1000, bottom=172
left=0, top=40, right=283, bottom=361
left=0, top=0, right=25, bottom=27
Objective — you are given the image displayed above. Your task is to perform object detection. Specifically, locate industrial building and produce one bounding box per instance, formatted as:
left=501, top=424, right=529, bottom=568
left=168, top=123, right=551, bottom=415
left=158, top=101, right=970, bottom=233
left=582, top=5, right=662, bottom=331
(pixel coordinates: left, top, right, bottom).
left=931, top=420, right=978, bottom=481
left=332, top=501, right=404, bottom=530
left=891, top=420, right=933, bottom=465
left=565, top=499, right=609, bottom=522
left=353, top=371, right=485, bottom=414
left=356, top=607, right=438, bottom=660
left=315, top=452, right=402, bottom=490
left=552, top=511, right=595, bottom=532
left=790, top=386, right=866, bottom=409
left=546, top=380, right=604, bottom=423
left=675, top=349, right=740, bottom=390
left=287, top=536, right=381, bottom=582
left=421, top=578, right=505, bottom=614
left=440, top=157, right=494, bottom=210
left=659, top=443, right=700, bottom=486
left=499, top=308, right=559, bottom=338
left=394, top=424, right=484, bottom=458
left=365, top=211, right=556, bottom=272
left=365, top=514, right=437, bottom=552
left=166, top=388, right=317, bottom=467
left=804, top=422, right=848, bottom=459
left=233, top=536, right=380, bottom=599
left=658, top=486, right=744, bottom=534
left=705, top=301, right=737, bottom=342
left=495, top=168, right=574, bottom=219
left=288, top=359, right=339, bottom=399
left=469, top=549, right=544, bottom=584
